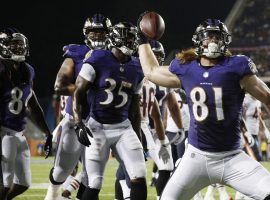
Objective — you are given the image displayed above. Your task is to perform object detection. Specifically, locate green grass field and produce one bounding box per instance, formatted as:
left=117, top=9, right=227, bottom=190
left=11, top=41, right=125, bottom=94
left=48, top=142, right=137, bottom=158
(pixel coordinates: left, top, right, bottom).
left=14, top=157, right=270, bottom=200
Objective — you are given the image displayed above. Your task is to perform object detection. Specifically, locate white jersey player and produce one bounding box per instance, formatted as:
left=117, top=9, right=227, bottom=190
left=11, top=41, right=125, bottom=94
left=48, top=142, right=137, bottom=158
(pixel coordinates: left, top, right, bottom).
left=140, top=78, right=174, bottom=199
left=243, top=93, right=263, bottom=161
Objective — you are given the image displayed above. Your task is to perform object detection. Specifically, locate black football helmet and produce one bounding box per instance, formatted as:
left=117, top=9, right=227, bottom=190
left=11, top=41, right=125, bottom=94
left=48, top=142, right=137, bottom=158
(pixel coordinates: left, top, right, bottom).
left=192, top=19, right=231, bottom=58
left=83, top=13, right=112, bottom=50
left=150, top=40, right=165, bottom=65
left=108, top=22, right=138, bottom=56
left=0, top=27, right=29, bottom=62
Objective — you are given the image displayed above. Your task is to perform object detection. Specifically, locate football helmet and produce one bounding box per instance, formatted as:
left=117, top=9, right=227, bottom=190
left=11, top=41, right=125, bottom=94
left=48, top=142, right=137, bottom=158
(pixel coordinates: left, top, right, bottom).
left=0, top=28, right=29, bottom=62
left=192, top=19, right=231, bottom=58
left=83, top=13, right=112, bottom=50
left=108, top=22, right=138, bottom=56
left=150, top=40, right=165, bottom=65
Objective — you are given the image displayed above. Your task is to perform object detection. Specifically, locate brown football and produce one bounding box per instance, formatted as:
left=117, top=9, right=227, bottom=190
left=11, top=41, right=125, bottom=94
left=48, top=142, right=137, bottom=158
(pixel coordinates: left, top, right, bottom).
left=139, top=11, right=165, bottom=40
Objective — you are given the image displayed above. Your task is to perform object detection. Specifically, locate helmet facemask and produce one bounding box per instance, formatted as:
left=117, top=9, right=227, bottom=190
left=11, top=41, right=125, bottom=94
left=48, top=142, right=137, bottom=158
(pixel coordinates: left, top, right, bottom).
left=108, top=22, right=138, bottom=56
left=85, top=29, right=107, bottom=50
left=9, top=33, right=29, bottom=62
left=192, top=19, right=231, bottom=59
left=83, top=14, right=112, bottom=50
left=0, top=32, right=29, bottom=62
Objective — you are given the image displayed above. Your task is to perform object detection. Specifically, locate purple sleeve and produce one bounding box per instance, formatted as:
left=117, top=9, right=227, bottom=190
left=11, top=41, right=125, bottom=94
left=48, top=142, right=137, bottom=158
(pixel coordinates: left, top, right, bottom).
left=240, top=56, right=257, bottom=77
left=62, top=44, right=88, bottom=61
left=168, top=58, right=187, bottom=77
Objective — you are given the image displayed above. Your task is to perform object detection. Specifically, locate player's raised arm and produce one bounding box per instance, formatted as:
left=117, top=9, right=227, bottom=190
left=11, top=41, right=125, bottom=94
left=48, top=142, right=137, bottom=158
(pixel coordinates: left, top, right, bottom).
left=137, top=12, right=180, bottom=88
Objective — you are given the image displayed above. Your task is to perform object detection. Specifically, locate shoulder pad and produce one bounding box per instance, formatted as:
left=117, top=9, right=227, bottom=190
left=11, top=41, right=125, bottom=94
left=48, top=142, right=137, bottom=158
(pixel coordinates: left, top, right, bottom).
left=84, top=49, right=111, bottom=63
left=63, top=44, right=89, bottom=60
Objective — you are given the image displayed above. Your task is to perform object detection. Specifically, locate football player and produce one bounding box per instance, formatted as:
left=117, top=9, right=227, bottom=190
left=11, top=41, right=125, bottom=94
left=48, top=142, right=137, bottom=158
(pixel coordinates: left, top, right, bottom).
left=140, top=77, right=173, bottom=199
left=44, top=13, right=111, bottom=200
left=148, top=40, right=185, bottom=187
left=137, top=16, right=270, bottom=200
left=73, top=22, right=147, bottom=200
left=0, top=28, right=52, bottom=200
left=243, top=93, right=263, bottom=161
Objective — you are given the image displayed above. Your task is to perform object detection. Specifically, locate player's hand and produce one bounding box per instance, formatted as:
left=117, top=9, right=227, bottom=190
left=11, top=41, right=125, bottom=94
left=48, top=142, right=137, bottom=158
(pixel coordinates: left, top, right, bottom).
left=74, top=121, right=93, bottom=147
left=244, top=131, right=255, bottom=146
left=44, top=134, right=52, bottom=159
left=136, top=11, right=149, bottom=45
left=158, top=143, right=170, bottom=164
left=173, top=129, right=185, bottom=145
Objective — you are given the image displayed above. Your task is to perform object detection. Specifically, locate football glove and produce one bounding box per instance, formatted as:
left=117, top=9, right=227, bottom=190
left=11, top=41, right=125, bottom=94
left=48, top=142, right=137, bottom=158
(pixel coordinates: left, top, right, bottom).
left=244, top=131, right=255, bottom=146
left=172, top=129, right=185, bottom=145
left=158, top=141, right=170, bottom=164
left=136, top=11, right=150, bottom=45
left=74, top=121, right=93, bottom=147
left=44, top=134, right=52, bottom=159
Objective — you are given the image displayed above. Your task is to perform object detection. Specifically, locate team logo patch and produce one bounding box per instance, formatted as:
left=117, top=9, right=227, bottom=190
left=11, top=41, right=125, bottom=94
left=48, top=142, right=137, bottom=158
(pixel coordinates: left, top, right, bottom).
left=248, top=58, right=258, bottom=74
left=83, top=50, right=92, bottom=62
left=203, top=72, right=209, bottom=78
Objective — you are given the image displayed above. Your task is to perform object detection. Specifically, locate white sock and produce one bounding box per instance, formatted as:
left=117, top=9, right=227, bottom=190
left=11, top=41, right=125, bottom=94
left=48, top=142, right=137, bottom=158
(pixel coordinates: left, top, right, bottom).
left=45, top=183, right=61, bottom=198
left=119, top=179, right=131, bottom=199
left=216, top=184, right=230, bottom=199
left=205, top=185, right=215, bottom=196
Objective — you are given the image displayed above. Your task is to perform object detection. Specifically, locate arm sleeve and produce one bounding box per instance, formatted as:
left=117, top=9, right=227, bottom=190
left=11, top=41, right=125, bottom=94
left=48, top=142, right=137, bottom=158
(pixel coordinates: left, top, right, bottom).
left=78, top=63, right=96, bottom=82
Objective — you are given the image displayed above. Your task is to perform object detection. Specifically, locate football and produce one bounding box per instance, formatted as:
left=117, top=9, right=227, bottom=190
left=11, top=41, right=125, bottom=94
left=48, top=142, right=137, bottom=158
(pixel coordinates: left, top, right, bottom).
left=139, top=11, right=165, bottom=40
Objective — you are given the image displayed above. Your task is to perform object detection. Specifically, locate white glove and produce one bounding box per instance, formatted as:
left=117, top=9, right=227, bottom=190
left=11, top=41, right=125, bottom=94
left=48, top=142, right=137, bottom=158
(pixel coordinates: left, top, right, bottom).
left=172, top=129, right=185, bottom=145
left=158, top=141, right=170, bottom=164
left=244, top=131, right=255, bottom=146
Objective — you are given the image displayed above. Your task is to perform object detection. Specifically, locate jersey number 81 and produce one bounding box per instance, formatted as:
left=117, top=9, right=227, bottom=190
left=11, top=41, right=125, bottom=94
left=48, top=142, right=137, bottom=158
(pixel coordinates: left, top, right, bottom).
left=190, top=87, right=224, bottom=122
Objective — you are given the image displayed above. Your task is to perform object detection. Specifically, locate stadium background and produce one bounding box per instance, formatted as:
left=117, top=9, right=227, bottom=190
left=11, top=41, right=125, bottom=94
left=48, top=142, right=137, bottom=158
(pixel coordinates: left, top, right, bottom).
left=1, top=0, right=270, bottom=199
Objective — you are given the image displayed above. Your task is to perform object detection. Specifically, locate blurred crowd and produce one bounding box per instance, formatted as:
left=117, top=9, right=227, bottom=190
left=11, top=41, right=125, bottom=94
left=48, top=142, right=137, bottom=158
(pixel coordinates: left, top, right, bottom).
left=230, top=0, right=270, bottom=76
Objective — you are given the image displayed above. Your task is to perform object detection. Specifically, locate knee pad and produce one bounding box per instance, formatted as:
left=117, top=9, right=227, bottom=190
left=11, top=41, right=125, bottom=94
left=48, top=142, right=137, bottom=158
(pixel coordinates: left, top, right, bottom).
left=49, top=168, right=65, bottom=185
left=51, top=165, right=74, bottom=184
left=88, top=175, right=103, bottom=189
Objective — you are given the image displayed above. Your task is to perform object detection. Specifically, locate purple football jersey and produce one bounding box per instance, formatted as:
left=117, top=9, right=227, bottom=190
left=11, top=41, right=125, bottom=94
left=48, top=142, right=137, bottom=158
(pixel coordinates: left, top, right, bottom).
left=0, top=61, right=35, bottom=131
left=84, top=50, right=144, bottom=124
left=63, top=44, right=90, bottom=119
left=169, top=55, right=255, bottom=152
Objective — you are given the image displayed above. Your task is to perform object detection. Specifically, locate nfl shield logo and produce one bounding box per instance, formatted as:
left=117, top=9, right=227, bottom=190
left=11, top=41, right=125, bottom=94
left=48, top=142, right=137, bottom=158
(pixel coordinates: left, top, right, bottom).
left=203, top=72, right=209, bottom=78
